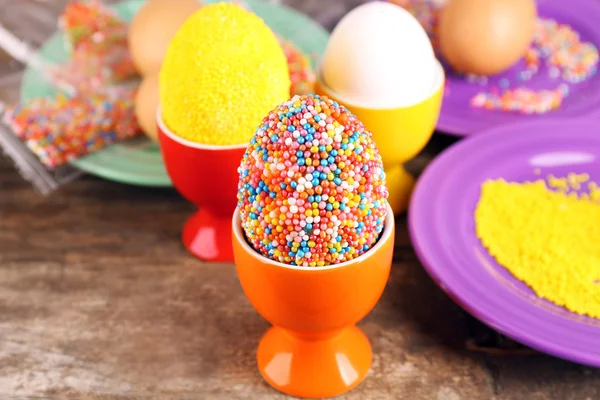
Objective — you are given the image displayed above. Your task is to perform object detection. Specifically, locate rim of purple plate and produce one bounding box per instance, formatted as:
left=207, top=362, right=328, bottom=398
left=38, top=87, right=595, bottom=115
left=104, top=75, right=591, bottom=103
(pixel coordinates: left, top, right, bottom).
left=408, top=117, right=600, bottom=366
left=436, top=0, right=600, bottom=136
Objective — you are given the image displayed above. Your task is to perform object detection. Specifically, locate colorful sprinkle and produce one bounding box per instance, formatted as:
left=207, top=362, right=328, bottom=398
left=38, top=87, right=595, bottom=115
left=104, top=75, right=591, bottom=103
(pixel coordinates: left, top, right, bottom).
left=536, top=18, right=599, bottom=83
left=3, top=91, right=140, bottom=168
left=237, top=94, right=389, bottom=267
left=470, top=85, right=569, bottom=114
left=59, top=0, right=125, bottom=51
left=278, top=38, right=316, bottom=96
left=54, top=0, right=138, bottom=95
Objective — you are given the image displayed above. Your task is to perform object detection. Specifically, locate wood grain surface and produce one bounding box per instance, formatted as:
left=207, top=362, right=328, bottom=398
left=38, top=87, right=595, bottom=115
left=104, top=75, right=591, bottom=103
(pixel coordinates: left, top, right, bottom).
left=1, top=1, right=600, bottom=399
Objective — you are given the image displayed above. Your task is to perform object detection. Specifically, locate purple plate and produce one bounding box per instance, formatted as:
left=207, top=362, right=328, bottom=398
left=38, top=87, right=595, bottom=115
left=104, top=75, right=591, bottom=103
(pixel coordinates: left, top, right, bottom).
left=437, top=0, right=600, bottom=136
left=409, top=118, right=600, bottom=366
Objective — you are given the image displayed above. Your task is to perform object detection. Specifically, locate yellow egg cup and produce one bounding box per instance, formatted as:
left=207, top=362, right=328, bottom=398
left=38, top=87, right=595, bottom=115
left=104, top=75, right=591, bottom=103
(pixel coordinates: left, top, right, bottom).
left=315, top=60, right=445, bottom=215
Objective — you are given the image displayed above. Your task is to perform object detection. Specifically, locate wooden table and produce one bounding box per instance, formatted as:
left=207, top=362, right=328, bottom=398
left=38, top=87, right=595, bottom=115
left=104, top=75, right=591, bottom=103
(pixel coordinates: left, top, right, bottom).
left=1, top=1, right=600, bottom=399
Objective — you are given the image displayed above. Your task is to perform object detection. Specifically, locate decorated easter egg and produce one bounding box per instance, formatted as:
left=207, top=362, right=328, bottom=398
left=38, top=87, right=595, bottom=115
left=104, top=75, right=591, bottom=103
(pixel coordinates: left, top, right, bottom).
left=159, top=2, right=290, bottom=145
left=237, top=94, right=389, bottom=267
left=438, top=0, right=537, bottom=76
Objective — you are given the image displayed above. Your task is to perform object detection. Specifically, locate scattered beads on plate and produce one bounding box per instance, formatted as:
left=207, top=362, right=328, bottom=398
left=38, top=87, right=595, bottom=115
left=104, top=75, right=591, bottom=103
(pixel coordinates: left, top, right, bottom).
left=3, top=92, right=140, bottom=168
left=237, top=94, right=389, bottom=267
left=55, top=0, right=138, bottom=95
left=470, top=84, right=569, bottom=114
left=536, top=18, right=599, bottom=83
left=467, top=18, right=598, bottom=114
left=398, top=1, right=600, bottom=115
left=394, top=0, right=442, bottom=47
left=49, top=43, right=137, bottom=96
left=59, top=0, right=125, bottom=50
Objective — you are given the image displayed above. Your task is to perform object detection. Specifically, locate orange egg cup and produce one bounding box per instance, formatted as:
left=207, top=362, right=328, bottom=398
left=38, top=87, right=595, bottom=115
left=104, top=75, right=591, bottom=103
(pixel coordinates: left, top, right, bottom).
left=315, top=61, right=445, bottom=216
left=232, top=203, right=395, bottom=398
left=157, top=107, right=247, bottom=263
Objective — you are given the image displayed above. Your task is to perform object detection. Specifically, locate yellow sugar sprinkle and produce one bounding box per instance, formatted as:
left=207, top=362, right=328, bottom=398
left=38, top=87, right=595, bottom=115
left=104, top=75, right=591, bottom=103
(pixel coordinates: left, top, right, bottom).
left=475, top=176, right=600, bottom=318
left=547, top=172, right=590, bottom=192
left=590, top=182, right=600, bottom=202
left=546, top=174, right=568, bottom=191
left=159, top=2, right=290, bottom=145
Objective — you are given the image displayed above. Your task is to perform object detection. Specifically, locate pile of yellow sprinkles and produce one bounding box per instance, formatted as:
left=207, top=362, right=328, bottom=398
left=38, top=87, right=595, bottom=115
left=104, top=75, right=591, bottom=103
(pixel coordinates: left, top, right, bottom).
left=475, top=173, right=600, bottom=318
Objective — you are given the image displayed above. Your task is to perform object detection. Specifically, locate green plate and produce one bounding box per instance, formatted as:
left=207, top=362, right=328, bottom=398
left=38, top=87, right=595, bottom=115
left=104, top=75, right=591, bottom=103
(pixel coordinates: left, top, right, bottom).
left=20, top=0, right=329, bottom=187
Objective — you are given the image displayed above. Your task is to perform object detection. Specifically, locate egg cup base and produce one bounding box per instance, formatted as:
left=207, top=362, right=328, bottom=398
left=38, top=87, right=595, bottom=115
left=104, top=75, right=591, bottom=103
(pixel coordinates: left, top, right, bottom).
left=182, top=208, right=234, bottom=263
left=385, top=164, right=415, bottom=215
left=257, top=325, right=371, bottom=399
left=232, top=203, right=395, bottom=398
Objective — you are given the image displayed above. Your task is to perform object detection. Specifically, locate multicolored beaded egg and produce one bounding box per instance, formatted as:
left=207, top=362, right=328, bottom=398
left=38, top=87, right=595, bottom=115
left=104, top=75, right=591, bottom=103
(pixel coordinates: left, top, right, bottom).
left=237, top=94, right=389, bottom=267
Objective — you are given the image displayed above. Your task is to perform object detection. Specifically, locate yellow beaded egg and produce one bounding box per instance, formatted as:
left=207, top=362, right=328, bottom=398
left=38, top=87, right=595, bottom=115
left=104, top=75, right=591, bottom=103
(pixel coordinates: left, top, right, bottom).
left=159, top=2, right=291, bottom=145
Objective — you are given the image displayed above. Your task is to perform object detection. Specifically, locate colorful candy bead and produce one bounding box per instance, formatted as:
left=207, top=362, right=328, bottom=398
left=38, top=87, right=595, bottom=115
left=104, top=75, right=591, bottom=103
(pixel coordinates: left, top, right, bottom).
left=55, top=0, right=138, bottom=95
left=59, top=0, right=125, bottom=50
left=3, top=91, right=139, bottom=168
left=536, top=18, right=599, bottom=83
left=237, top=94, right=389, bottom=267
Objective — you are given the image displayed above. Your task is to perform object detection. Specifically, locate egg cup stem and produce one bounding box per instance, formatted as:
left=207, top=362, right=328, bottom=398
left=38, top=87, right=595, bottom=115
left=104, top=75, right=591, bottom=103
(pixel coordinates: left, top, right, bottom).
left=257, top=325, right=372, bottom=399
left=385, top=163, right=416, bottom=215
left=182, top=207, right=234, bottom=263
left=233, top=202, right=396, bottom=399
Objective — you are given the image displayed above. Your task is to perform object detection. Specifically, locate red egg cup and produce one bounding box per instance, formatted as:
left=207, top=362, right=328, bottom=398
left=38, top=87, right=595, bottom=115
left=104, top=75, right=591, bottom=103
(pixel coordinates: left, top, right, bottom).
left=157, top=107, right=247, bottom=263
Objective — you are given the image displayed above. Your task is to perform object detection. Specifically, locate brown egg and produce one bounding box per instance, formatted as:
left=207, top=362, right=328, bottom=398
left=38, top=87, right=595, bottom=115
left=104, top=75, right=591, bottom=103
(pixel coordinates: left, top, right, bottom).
left=134, top=74, right=159, bottom=141
left=438, top=0, right=537, bottom=76
left=128, top=0, right=201, bottom=75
